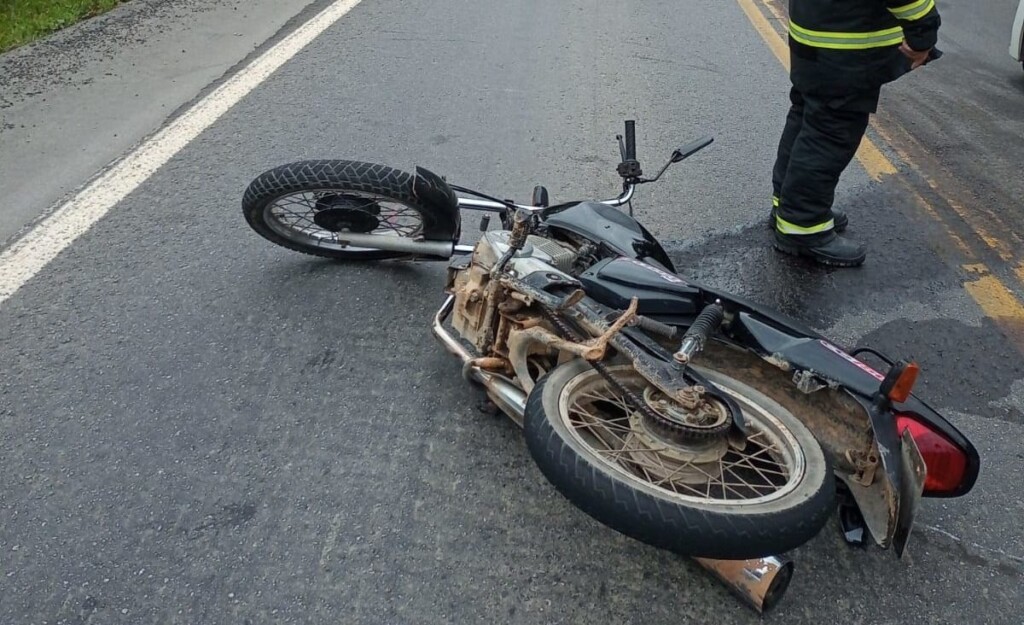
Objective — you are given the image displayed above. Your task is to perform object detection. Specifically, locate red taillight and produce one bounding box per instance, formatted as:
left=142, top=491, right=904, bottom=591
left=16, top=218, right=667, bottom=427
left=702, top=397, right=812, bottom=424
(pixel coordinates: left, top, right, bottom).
left=897, top=414, right=968, bottom=495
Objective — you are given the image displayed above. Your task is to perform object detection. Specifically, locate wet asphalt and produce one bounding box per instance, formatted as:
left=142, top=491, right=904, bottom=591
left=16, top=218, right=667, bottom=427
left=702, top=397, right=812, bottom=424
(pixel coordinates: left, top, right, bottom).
left=0, top=0, right=1022, bottom=624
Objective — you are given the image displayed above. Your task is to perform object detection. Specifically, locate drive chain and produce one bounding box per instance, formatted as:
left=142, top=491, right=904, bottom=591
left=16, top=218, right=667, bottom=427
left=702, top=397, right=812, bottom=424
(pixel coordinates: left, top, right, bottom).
left=539, top=305, right=732, bottom=441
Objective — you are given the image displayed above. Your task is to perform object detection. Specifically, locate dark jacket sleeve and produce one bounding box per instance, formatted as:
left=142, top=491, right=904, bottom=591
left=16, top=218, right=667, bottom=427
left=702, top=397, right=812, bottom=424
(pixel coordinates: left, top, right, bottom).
left=886, top=0, right=941, bottom=50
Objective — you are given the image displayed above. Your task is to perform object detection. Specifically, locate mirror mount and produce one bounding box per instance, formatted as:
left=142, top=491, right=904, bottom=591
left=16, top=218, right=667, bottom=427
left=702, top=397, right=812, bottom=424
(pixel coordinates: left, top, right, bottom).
left=637, top=135, right=715, bottom=184
left=672, top=136, right=715, bottom=163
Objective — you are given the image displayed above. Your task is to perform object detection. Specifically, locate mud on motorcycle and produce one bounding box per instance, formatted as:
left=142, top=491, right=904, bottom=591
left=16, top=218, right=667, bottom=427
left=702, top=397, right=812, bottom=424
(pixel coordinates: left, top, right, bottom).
left=241, top=120, right=980, bottom=612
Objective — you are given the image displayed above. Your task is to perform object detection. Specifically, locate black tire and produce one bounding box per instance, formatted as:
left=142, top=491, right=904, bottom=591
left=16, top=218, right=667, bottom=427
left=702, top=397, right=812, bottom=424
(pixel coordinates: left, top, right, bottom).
left=242, top=160, right=455, bottom=261
left=524, top=360, right=834, bottom=560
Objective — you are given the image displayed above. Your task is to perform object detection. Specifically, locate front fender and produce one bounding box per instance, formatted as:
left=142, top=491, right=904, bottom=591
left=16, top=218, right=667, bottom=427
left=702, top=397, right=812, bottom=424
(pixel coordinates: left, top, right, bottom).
left=412, top=166, right=462, bottom=241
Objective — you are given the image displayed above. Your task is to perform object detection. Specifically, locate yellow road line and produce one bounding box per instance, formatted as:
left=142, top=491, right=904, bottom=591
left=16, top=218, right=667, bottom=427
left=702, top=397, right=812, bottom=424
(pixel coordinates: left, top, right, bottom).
left=906, top=189, right=973, bottom=257
left=870, top=123, right=1018, bottom=262
left=735, top=0, right=1024, bottom=347
left=737, top=0, right=788, bottom=64
left=964, top=267, right=1024, bottom=342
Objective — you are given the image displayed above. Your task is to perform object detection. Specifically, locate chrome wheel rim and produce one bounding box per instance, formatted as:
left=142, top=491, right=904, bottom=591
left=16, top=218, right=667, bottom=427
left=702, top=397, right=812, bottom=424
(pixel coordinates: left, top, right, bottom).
left=557, top=366, right=806, bottom=506
left=263, top=189, right=423, bottom=252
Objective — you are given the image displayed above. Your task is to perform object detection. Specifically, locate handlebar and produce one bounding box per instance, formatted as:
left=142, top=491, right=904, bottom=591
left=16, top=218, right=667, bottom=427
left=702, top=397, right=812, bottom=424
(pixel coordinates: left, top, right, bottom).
left=456, top=183, right=635, bottom=213
left=624, top=120, right=637, bottom=161
left=454, top=120, right=701, bottom=215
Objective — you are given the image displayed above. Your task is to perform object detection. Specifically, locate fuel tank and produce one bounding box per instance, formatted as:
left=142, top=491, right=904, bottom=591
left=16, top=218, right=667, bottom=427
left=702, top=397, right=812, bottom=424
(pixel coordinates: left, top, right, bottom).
left=542, top=201, right=676, bottom=271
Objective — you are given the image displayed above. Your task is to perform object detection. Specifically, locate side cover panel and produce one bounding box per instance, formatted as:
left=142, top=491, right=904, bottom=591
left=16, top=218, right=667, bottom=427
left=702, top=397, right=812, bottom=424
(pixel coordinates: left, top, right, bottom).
left=579, top=257, right=700, bottom=317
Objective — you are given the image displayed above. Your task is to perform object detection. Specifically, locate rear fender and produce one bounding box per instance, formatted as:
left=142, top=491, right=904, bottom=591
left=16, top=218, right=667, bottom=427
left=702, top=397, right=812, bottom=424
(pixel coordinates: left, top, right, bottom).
left=731, top=313, right=979, bottom=495
left=693, top=339, right=912, bottom=550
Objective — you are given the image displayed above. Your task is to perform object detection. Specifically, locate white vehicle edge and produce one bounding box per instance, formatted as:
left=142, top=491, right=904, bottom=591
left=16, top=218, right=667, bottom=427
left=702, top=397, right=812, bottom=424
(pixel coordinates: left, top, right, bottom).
left=1012, top=0, right=1024, bottom=67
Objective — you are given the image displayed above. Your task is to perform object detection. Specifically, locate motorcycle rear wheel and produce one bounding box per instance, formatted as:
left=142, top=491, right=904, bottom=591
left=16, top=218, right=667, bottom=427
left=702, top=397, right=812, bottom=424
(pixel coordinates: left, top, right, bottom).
left=524, top=359, right=834, bottom=560
left=242, top=160, right=446, bottom=260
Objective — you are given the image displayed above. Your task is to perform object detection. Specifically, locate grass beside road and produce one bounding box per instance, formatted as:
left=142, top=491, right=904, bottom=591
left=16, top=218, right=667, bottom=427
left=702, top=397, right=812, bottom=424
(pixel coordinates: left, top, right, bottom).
left=1, top=0, right=126, bottom=52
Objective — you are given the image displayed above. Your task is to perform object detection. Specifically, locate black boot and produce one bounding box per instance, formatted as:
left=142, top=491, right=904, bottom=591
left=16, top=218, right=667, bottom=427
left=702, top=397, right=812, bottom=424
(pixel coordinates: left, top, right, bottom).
left=773, top=231, right=866, bottom=267
left=769, top=207, right=848, bottom=233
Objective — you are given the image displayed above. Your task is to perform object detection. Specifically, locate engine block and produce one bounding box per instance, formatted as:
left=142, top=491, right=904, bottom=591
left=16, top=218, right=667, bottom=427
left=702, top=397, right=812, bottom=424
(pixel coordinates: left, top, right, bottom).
left=450, top=231, right=575, bottom=353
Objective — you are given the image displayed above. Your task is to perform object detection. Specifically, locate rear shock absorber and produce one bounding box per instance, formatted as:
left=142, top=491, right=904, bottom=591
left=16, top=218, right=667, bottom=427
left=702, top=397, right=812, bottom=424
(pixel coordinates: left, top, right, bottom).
left=674, top=302, right=725, bottom=366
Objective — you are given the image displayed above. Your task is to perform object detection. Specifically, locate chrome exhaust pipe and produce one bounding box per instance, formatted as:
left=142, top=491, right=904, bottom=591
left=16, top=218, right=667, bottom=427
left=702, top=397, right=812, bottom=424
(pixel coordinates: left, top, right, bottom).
left=431, top=295, right=793, bottom=612
left=694, top=555, right=794, bottom=613
left=334, top=233, right=454, bottom=257
left=432, top=295, right=527, bottom=425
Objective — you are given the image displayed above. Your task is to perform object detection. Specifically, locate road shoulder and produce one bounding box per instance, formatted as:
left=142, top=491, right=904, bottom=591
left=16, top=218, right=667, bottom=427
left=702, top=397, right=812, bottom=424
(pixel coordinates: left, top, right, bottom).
left=0, top=0, right=315, bottom=246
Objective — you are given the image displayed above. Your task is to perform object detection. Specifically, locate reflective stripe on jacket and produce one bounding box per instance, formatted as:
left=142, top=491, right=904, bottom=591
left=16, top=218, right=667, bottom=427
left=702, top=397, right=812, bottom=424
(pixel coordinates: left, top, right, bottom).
left=790, top=0, right=940, bottom=51
left=787, top=0, right=941, bottom=96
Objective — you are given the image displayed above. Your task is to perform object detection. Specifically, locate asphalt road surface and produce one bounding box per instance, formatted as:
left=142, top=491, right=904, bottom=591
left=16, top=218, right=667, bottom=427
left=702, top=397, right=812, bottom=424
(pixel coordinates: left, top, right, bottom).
left=1, top=1, right=1022, bottom=623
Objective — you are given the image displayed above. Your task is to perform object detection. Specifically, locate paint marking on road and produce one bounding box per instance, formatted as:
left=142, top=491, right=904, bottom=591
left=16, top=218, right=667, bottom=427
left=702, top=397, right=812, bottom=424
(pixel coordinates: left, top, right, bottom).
left=737, top=0, right=1024, bottom=351
left=737, top=0, right=788, bottom=65
left=871, top=122, right=1019, bottom=263
left=0, top=0, right=365, bottom=306
left=904, top=187, right=974, bottom=257
left=964, top=266, right=1024, bottom=342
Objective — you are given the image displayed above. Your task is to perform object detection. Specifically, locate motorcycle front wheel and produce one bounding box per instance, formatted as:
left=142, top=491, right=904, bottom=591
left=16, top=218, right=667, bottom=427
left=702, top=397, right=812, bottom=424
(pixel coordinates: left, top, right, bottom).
left=524, top=359, right=834, bottom=560
left=242, top=160, right=449, bottom=261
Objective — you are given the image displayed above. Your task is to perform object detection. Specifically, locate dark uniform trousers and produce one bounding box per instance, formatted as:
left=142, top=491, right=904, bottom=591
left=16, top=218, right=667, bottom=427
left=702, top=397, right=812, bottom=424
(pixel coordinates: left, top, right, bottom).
left=771, top=86, right=880, bottom=239
left=771, top=0, right=941, bottom=240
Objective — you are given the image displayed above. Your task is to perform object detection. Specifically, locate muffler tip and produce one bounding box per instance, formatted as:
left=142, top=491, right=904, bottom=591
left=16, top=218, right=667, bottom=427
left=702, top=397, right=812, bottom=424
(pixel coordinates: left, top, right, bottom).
left=759, top=558, right=793, bottom=612
left=694, top=555, right=794, bottom=614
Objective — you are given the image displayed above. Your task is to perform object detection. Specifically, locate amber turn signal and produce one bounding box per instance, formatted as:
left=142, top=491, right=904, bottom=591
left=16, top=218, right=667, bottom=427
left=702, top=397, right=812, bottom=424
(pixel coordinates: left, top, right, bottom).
left=886, top=361, right=920, bottom=403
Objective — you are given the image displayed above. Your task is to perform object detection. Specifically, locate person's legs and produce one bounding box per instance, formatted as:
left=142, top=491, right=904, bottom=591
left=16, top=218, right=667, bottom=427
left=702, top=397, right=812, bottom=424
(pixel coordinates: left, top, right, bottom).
left=768, top=86, right=848, bottom=232
left=772, top=90, right=876, bottom=267
left=771, top=86, right=805, bottom=207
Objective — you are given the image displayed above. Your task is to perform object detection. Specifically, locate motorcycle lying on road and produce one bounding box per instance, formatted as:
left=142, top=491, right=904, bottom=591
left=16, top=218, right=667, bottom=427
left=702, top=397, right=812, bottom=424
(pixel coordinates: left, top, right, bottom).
left=241, top=121, right=980, bottom=612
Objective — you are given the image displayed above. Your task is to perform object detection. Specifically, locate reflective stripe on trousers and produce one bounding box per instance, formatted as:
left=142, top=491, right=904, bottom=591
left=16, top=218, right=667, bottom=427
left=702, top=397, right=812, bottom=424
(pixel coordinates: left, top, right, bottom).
left=775, top=214, right=835, bottom=235
left=772, top=196, right=834, bottom=235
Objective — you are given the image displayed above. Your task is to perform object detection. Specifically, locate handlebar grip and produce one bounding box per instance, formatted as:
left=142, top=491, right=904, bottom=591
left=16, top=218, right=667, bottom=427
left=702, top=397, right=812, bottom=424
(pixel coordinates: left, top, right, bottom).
left=624, top=120, right=636, bottom=161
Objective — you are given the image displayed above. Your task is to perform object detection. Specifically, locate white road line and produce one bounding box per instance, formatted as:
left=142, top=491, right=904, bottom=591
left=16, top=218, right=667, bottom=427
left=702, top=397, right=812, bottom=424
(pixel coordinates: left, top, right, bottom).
left=0, top=0, right=365, bottom=305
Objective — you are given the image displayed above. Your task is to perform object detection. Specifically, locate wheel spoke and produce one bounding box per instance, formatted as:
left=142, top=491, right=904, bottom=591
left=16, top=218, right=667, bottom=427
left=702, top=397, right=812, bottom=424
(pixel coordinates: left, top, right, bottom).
left=568, top=416, right=633, bottom=436
left=577, top=389, right=634, bottom=415
left=723, top=455, right=789, bottom=481
left=264, top=190, right=424, bottom=252
left=558, top=365, right=804, bottom=505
